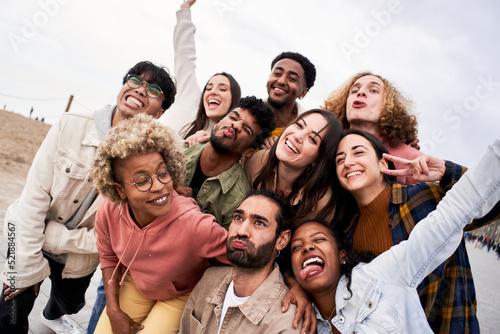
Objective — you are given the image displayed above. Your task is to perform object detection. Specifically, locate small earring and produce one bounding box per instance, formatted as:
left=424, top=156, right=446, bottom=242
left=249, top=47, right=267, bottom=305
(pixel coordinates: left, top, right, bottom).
left=341, top=258, right=346, bottom=265
left=276, top=250, right=281, bottom=258
left=119, top=201, right=124, bottom=217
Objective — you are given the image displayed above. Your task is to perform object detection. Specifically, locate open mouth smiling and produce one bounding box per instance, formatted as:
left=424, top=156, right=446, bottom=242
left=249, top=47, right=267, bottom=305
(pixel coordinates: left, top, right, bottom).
left=285, top=139, right=299, bottom=154
left=346, top=171, right=363, bottom=179
left=300, top=256, right=325, bottom=279
left=126, top=95, right=144, bottom=108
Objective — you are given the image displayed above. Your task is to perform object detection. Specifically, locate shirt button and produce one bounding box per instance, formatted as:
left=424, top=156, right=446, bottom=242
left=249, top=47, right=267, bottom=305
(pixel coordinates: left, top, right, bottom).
left=338, top=316, right=345, bottom=324
left=65, top=167, right=71, bottom=173
left=366, top=301, right=373, bottom=308
left=73, top=200, right=79, bottom=204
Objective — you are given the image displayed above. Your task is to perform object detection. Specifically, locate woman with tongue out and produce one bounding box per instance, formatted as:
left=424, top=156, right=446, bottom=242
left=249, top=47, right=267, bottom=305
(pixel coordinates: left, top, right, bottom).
left=160, top=0, right=241, bottom=139
left=90, top=114, right=228, bottom=334
left=323, top=72, right=422, bottom=184
left=289, top=137, right=500, bottom=333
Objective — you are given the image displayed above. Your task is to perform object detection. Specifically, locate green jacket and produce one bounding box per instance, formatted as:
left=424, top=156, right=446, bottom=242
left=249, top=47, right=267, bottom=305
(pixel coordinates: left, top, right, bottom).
left=183, top=143, right=250, bottom=230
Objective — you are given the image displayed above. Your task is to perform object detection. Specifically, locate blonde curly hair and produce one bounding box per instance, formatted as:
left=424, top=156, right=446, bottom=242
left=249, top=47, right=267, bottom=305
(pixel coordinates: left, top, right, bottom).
left=323, top=72, right=418, bottom=147
left=91, top=113, right=186, bottom=202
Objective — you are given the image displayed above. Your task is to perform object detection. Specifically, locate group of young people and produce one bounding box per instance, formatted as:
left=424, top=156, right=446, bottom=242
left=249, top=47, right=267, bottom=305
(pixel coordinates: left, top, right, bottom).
left=1, top=1, right=499, bottom=334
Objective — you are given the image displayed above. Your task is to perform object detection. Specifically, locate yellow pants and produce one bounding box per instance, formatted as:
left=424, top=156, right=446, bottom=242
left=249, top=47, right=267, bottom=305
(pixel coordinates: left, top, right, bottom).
left=94, top=274, right=190, bottom=334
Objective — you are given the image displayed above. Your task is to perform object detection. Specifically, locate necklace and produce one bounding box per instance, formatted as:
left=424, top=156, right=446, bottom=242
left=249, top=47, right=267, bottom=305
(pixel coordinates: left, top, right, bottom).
left=328, top=307, right=337, bottom=334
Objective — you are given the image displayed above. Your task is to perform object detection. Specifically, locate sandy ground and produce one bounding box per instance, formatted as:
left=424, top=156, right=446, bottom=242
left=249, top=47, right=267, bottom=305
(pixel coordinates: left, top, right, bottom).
left=0, top=109, right=51, bottom=179
left=0, top=110, right=51, bottom=221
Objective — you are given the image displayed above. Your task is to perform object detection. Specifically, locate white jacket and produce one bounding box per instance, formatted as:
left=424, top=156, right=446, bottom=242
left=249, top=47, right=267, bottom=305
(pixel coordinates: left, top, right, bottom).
left=160, top=9, right=215, bottom=135
left=1, top=107, right=114, bottom=288
left=329, top=140, right=500, bottom=333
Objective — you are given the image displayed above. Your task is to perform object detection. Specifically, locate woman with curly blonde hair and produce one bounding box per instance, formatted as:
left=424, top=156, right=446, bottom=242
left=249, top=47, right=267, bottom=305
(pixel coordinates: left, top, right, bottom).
left=324, top=72, right=421, bottom=183
left=91, top=113, right=228, bottom=334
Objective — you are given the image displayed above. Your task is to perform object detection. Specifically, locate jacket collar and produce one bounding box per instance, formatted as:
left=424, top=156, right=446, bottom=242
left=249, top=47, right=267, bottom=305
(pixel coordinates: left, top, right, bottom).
left=207, top=263, right=286, bottom=325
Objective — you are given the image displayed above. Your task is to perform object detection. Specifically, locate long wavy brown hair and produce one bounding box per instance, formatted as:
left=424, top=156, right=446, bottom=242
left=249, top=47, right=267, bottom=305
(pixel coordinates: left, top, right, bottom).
left=323, top=72, right=418, bottom=147
left=252, top=109, right=343, bottom=222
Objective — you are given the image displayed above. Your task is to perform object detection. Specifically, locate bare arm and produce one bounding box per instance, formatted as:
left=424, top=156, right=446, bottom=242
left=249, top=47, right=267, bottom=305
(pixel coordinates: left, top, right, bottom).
left=102, top=267, right=143, bottom=334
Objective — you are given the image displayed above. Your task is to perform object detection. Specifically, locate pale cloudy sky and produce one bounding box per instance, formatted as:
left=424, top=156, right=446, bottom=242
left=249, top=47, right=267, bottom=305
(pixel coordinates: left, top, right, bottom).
left=1, top=0, right=500, bottom=167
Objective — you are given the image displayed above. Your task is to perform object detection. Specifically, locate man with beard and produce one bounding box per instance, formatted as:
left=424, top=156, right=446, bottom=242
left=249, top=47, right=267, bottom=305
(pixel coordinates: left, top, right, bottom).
left=183, top=52, right=315, bottom=149
left=265, top=52, right=316, bottom=139
left=179, top=190, right=299, bottom=333
left=178, top=96, right=275, bottom=230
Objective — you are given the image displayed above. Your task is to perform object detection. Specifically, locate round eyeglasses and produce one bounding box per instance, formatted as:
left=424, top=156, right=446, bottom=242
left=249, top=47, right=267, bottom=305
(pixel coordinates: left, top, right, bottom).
left=126, top=74, right=163, bottom=99
left=122, top=166, right=172, bottom=192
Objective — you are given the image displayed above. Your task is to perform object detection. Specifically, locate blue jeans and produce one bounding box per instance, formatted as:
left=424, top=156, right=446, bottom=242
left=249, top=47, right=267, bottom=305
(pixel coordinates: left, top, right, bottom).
left=86, top=278, right=106, bottom=334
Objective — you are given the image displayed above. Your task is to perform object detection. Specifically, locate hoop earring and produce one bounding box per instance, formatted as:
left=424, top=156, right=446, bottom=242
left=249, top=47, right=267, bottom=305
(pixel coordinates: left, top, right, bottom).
left=276, top=250, right=281, bottom=258
left=306, top=164, right=314, bottom=176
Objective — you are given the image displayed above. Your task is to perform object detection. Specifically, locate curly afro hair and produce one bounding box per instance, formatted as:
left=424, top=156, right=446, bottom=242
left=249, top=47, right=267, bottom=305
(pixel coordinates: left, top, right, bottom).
left=91, top=113, right=186, bottom=202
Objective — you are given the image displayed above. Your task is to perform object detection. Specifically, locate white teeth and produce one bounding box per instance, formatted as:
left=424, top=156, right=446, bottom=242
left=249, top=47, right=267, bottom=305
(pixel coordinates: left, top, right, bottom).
left=153, top=196, right=167, bottom=203
left=275, top=88, right=285, bottom=93
left=127, top=96, right=143, bottom=107
left=285, top=139, right=298, bottom=153
left=302, top=257, right=324, bottom=269
left=208, top=99, right=220, bottom=105
left=347, top=171, right=362, bottom=178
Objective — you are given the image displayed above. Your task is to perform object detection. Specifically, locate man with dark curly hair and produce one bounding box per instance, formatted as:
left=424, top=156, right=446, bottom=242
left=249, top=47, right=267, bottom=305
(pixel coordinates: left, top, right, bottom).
left=178, top=96, right=275, bottom=230
left=264, top=52, right=316, bottom=142
left=0, top=61, right=176, bottom=334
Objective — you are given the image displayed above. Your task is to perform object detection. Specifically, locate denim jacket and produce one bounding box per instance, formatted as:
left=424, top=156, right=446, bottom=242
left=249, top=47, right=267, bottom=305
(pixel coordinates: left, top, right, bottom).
left=329, top=140, right=500, bottom=334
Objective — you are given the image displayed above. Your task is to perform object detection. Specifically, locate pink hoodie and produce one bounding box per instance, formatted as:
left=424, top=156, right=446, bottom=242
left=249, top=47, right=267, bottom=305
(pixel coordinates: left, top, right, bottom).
left=95, top=191, right=228, bottom=300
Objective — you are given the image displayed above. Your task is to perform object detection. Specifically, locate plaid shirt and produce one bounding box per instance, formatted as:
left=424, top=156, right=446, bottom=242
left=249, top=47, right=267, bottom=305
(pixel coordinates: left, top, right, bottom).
left=345, top=162, right=499, bottom=334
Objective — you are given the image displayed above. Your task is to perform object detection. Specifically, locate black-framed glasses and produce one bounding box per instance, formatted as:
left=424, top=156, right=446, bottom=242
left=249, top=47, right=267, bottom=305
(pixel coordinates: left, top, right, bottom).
left=126, top=74, right=163, bottom=99
left=123, top=166, right=172, bottom=192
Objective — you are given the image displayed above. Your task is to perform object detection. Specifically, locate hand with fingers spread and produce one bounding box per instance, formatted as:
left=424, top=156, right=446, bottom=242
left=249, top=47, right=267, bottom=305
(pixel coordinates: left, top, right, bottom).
left=382, top=153, right=446, bottom=182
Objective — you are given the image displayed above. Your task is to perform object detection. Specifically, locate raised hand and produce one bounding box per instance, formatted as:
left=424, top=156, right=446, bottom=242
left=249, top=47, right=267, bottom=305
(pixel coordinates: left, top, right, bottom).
left=180, top=0, right=196, bottom=9
left=382, top=153, right=446, bottom=183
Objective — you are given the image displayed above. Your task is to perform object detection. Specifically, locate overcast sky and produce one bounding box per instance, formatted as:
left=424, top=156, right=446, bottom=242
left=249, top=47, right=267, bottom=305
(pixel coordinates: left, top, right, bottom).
left=1, top=0, right=500, bottom=167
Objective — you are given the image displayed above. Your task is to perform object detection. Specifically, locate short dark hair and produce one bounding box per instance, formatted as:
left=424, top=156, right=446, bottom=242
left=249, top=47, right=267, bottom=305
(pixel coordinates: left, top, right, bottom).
left=245, top=190, right=293, bottom=237
left=271, top=52, right=316, bottom=89
left=123, top=61, right=176, bottom=110
left=340, top=129, right=396, bottom=185
left=236, top=96, right=275, bottom=148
